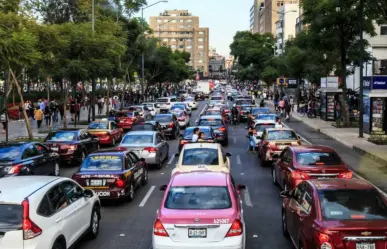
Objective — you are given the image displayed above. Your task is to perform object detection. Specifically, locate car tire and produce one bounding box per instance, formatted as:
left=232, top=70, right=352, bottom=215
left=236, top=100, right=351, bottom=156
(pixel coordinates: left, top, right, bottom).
left=88, top=206, right=100, bottom=239
left=52, top=240, right=65, bottom=249
left=282, top=209, right=289, bottom=237
left=53, top=161, right=60, bottom=176
left=223, top=139, right=229, bottom=147
left=141, top=170, right=148, bottom=185
left=127, top=183, right=134, bottom=202
left=156, top=160, right=163, bottom=170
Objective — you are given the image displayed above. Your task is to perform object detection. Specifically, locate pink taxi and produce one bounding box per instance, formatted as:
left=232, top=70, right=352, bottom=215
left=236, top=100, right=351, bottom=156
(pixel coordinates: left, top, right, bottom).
left=152, top=172, right=246, bottom=249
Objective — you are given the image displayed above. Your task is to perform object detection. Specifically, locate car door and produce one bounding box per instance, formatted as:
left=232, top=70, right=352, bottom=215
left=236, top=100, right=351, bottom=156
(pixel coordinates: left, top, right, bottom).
left=287, top=183, right=307, bottom=242
left=21, top=144, right=45, bottom=175
left=154, top=133, right=165, bottom=160
left=35, top=143, right=56, bottom=175
left=109, top=121, right=117, bottom=139
left=125, top=153, right=139, bottom=185
left=129, top=152, right=145, bottom=185
left=293, top=185, right=313, bottom=249
left=279, top=149, right=292, bottom=189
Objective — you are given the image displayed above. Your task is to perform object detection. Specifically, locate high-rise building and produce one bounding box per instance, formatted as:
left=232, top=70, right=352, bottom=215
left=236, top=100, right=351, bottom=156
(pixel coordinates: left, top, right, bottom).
left=250, top=0, right=262, bottom=33
left=225, top=55, right=235, bottom=70
left=149, top=10, right=209, bottom=77
left=275, top=3, right=299, bottom=55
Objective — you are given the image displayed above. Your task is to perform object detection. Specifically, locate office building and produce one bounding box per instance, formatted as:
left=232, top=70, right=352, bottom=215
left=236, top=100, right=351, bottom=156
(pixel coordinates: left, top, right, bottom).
left=208, top=47, right=225, bottom=78
left=149, top=10, right=209, bottom=77
left=275, top=3, right=299, bottom=55
left=250, top=0, right=262, bottom=33
left=225, top=55, right=235, bottom=70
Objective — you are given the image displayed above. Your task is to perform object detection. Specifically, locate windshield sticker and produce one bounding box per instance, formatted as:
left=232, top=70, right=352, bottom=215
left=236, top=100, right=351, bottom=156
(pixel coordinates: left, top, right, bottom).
left=90, top=155, right=120, bottom=160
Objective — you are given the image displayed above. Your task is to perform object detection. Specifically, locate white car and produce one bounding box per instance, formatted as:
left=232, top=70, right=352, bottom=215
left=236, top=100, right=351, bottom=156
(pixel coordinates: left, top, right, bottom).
left=143, top=102, right=160, bottom=116
left=251, top=120, right=276, bottom=145
left=170, top=110, right=190, bottom=128
left=184, top=96, right=198, bottom=110
left=171, top=143, right=231, bottom=176
left=171, top=102, right=192, bottom=116
left=156, top=97, right=178, bottom=113
left=0, top=176, right=101, bottom=249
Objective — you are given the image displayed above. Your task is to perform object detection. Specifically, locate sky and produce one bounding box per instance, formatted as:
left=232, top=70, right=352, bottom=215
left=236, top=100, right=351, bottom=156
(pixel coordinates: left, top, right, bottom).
left=135, top=0, right=251, bottom=56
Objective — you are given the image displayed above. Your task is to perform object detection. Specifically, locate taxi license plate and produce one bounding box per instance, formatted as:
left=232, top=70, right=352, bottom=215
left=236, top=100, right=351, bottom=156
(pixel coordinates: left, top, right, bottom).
left=356, top=243, right=375, bottom=249
left=51, top=147, right=58, bottom=151
left=96, top=191, right=110, bottom=197
left=90, top=179, right=103, bottom=186
left=188, top=228, right=206, bottom=238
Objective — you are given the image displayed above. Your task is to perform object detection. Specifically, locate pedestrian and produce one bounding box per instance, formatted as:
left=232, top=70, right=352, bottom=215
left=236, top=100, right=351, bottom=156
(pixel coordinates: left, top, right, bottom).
left=75, top=100, right=81, bottom=122
left=34, top=106, right=44, bottom=129
left=38, top=98, right=45, bottom=111
left=58, top=102, right=64, bottom=121
left=279, top=98, right=285, bottom=116
left=335, top=100, right=341, bottom=127
left=70, top=99, right=76, bottom=121
left=246, top=113, right=254, bottom=129
left=44, top=107, right=52, bottom=128
left=289, top=96, right=294, bottom=112
left=192, top=128, right=200, bottom=142
left=285, top=102, right=291, bottom=120
left=259, top=98, right=265, bottom=107
left=50, top=98, right=58, bottom=123
left=0, top=109, right=8, bottom=134
left=247, top=125, right=257, bottom=152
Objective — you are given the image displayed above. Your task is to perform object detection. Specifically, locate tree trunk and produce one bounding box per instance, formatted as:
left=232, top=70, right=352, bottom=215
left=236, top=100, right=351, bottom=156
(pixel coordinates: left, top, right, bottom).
left=46, top=77, right=50, bottom=102
left=106, top=79, right=111, bottom=116
left=9, top=69, right=33, bottom=140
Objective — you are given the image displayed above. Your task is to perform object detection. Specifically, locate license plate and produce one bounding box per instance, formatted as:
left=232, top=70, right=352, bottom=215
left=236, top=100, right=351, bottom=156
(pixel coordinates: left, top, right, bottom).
left=188, top=228, right=207, bottom=238
left=90, top=179, right=103, bottom=186
left=356, top=243, right=375, bottom=249
left=51, top=147, right=58, bottom=151
left=96, top=191, right=111, bottom=197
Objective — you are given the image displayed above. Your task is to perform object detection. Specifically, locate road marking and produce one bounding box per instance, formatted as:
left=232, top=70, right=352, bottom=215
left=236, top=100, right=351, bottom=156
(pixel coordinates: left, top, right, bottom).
left=236, top=155, right=241, bottom=164
left=283, top=123, right=312, bottom=145
left=161, top=172, right=164, bottom=175
left=139, top=186, right=156, bottom=207
left=119, top=234, right=125, bottom=237
left=167, top=156, right=175, bottom=165
left=244, top=187, right=253, bottom=207
left=240, top=173, right=244, bottom=175
left=233, top=137, right=237, bottom=144
left=253, top=234, right=258, bottom=238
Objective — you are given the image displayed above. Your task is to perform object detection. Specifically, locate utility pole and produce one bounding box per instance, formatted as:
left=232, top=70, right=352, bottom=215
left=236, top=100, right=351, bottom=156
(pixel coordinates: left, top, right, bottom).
left=358, top=0, right=364, bottom=138
left=91, top=0, right=96, bottom=121
left=3, top=71, right=9, bottom=142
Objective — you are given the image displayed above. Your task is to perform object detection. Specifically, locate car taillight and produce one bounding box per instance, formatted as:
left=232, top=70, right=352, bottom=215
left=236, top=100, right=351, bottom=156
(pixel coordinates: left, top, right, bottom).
left=291, top=171, right=310, bottom=180
left=338, top=171, right=353, bottom=179
left=218, top=127, right=226, bottom=132
left=180, top=140, right=188, bottom=145
left=315, top=231, right=334, bottom=249
left=153, top=219, right=169, bottom=237
left=226, top=219, right=243, bottom=237
left=144, top=147, right=157, bottom=153
left=7, top=164, right=23, bottom=174
left=116, top=147, right=127, bottom=151
left=115, top=179, right=125, bottom=188
left=169, top=122, right=174, bottom=128
left=22, top=199, right=42, bottom=240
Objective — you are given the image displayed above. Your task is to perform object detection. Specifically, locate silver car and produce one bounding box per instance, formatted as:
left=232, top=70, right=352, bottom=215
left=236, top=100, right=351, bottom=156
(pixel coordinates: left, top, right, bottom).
left=119, top=131, right=169, bottom=169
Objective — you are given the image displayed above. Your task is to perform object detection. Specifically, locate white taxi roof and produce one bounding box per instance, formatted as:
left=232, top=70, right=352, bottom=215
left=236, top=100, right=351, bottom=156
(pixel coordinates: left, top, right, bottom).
left=255, top=120, right=276, bottom=124
left=182, top=142, right=220, bottom=150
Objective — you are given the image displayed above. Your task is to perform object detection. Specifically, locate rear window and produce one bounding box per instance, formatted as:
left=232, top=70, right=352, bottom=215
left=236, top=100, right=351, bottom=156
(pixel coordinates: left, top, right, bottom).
left=241, top=106, right=252, bottom=111
left=205, top=110, right=221, bottom=116
left=296, top=152, right=342, bottom=166
left=131, top=124, right=154, bottom=131
left=157, top=98, right=169, bottom=103
left=0, top=146, right=22, bottom=160
left=182, top=148, right=219, bottom=165
left=198, top=119, right=223, bottom=126
left=236, top=100, right=252, bottom=105
left=255, top=124, right=275, bottom=132
left=117, top=112, right=134, bottom=118
left=267, top=130, right=297, bottom=140
left=129, top=107, right=142, bottom=112
left=171, top=105, right=185, bottom=111
left=165, top=186, right=231, bottom=210
left=0, top=205, right=22, bottom=230
left=184, top=128, right=211, bottom=139
left=319, top=189, right=387, bottom=220
left=257, top=114, right=276, bottom=119
left=153, top=115, right=172, bottom=122
left=80, top=155, right=123, bottom=171
left=121, top=134, right=153, bottom=144
left=46, top=132, right=77, bottom=141
left=88, top=122, right=108, bottom=129
left=171, top=111, right=184, bottom=117
left=211, top=96, right=223, bottom=101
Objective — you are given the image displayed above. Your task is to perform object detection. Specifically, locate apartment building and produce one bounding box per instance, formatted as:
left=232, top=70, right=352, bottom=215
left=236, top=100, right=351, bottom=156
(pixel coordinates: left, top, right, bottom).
left=250, top=0, right=262, bottom=33
left=275, top=4, right=299, bottom=54
left=149, top=10, right=209, bottom=76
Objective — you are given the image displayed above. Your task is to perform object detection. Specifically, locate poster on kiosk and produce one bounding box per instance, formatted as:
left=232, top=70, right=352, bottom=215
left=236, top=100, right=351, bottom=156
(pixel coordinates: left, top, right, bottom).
left=369, top=76, right=387, bottom=135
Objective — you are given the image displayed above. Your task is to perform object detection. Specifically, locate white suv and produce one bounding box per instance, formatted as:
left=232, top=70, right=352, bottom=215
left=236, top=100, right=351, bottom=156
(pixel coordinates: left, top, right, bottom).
left=156, top=97, right=178, bottom=113
left=0, top=176, right=101, bottom=249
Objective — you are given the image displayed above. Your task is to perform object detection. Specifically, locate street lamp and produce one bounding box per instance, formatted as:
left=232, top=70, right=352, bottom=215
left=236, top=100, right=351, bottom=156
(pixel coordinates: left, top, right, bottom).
left=358, top=0, right=364, bottom=138
left=141, top=1, right=168, bottom=101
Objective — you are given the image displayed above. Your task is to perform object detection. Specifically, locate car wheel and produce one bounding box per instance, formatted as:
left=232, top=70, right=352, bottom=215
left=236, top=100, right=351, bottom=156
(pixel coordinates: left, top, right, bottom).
left=54, top=162, right=60, bottom=176
left=88, top=207, right=100, bottom=239
left=282, top=209, right=289, bottom=237
left=52, top=240, right=64, bottom=249
left=141, top=170, right=148, bottom=185
left=223, top=139, right=229, bottom=147
left=272, top=167, right=277, bottom=185
left=156, top=159, right=163, bottom=170
left=127, top=183, right=134, bottom=202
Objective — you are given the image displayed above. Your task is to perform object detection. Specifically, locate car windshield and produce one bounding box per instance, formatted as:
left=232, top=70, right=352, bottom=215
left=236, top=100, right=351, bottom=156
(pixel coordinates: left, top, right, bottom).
left=128, top=107, right=142, bottom=112
left=267, top=130, right=298, bottom=140
left=46, top=132, right=77, bottom=141
left=122, top=134, right=153, bottom=144
left=198, top=119, right=223, bottom=126
left=153, top=115, right=172, bottom=122
left=80, top=155, right=123, bottom=171
left=205, top=111, right=221, bottom=116
left=157, top=98, right=169, bottom=103
left=0, top=204, right=22, bottom=230
left=117, top=112, right=134, bottom=118
left=165, top=186, right=231, bottom=210
left=171, top=105, right=185, bottom=110
left=182, top=148, right=219, bottom=165
left=131, top=124, right=154, bottom=131
left=236, top=100, right=252, bottom=105
left=257, top=114, right=276, bottom=120
left=296, top=152, right=342, bottom=165
left=255, top=124, right=275, bottom=132
left=211, top=97, right=223, bottom=100
left=88, top=122, right=108, bottom=129
left=184, top=128, right=211, bottom=140
left=318, top=189, right=387, bottom=220
left=241, top=106, right=252, bottom=111
left=171, top=111, right=184, bottom=117
left=0, top=145, right=22, bottom=160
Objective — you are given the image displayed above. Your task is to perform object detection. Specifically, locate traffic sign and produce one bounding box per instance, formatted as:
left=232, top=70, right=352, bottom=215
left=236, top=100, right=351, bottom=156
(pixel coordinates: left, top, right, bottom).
left=279, top=78, right=285, bottom=84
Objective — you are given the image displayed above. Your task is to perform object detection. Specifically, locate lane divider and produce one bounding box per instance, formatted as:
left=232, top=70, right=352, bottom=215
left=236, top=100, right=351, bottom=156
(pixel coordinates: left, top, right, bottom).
left=236, top=155, right=241, bottom=165
left=138, top=186, right=156, bottom=207
left=243, top=187, right=253, bottom=207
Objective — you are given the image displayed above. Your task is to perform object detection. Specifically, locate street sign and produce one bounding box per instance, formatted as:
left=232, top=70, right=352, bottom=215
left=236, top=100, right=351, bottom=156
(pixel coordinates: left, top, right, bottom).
left=279, top=78, right=285, bottom=84
left=286, top=78, right=297, bottom=88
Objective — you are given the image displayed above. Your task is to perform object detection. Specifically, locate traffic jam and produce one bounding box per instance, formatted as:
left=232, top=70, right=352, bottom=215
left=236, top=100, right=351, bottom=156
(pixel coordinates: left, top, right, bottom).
left=0, top=81, right=386, bottom=249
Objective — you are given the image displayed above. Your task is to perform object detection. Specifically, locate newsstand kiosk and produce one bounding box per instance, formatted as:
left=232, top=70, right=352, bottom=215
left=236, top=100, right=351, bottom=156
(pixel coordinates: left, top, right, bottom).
left=319, top=88, right=343, bottom=121
left=369, top=76, right=387, bottom=135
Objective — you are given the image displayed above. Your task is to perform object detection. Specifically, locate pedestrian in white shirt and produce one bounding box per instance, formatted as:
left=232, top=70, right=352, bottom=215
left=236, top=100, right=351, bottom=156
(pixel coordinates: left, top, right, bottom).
left=275, top=117, right=284, bottom=128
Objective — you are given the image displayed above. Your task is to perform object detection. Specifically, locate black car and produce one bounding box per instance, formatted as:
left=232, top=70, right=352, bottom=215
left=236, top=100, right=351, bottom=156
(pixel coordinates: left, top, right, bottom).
left=152, top=114, right=180, bottom=139
left=44, top=129, right=100, bottom=165
left=0, top=142, right=60, bottom=177
left=194, top=91, right=206, bottom=101
left=72, top=150, right=148, bottom=201
left=178, top=126, right=216, bottom=152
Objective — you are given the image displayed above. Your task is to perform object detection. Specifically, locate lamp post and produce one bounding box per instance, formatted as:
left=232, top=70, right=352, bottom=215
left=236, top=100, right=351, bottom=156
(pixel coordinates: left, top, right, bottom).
left=90, top=0, right=96, bottom=122
left=358, top=0, right=364, bottom=138
left=141, top=1, right=168, bottom=101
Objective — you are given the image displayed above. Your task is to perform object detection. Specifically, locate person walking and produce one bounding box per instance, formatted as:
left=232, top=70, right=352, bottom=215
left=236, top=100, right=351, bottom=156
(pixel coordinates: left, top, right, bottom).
left=70, top=99, right=76, bottom=121
left=34, top=106, right=44, bottom=129
left=0, top=109, right=8, bottom=134
left=75, top=100, right=81, bottom=122
left=279, top=98, right=285, bottom=116
left=289, top=96, right=294, bottom=112
left=44, top=107, right=52, bottom=128
left=49, top=98, right=58, bottom=123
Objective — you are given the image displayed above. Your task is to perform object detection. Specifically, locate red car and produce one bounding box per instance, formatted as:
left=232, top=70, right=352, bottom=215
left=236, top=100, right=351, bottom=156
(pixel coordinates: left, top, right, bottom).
left=86, top=120, right=124, bottom=146
left=117, top=111, right=143, bottom=130
left=272, top=145, right=353, bottom=191
left=280, top=179, right=387, bottom=249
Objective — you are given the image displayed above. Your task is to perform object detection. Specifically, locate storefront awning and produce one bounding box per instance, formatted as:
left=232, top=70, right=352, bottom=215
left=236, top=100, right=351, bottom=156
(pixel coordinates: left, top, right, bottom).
left=318, top=88, right=343, bottom=93
left=369, top=90, right=387, bottom=98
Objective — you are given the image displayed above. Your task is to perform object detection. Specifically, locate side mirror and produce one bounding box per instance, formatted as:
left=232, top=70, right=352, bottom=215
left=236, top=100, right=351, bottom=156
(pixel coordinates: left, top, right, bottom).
left=159, top=185, right=167, bottom=191
left=237, top=184, right=246, bottom=191
left=280, top=190, right=291, bottom=198
left=83, top=189, right=94, bottom=198
left=140, top=158, right=146, bottom=162
left=225, top=152, right=232, bottom=157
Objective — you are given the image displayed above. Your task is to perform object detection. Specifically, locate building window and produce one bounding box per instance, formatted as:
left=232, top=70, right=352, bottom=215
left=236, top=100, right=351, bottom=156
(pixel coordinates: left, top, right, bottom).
left=198, top=31, right=204, bottom=35
left=198, top=45, right=204, bottom=49
left=188, top=25, right=192, bottom=28
left=198, top=52, right=204, bottom=56
left=162, top=38, right=168, bottom=42
left=157, top=19, right=162, bottom=23
left=381, top=25, right=387, bottom=35
left=179, top=45, right=184, bottom=49
left=164, top=20, right=168, bottom=22
left=180, top=19, right=184, bottom=22
left=187, top=19, right=192, bottom=22
left=171, top=14, right=177, bottom=17
left=171, top=19, right=177, bottom=23
left=171, top=38, right=176, bottom=42
left=179, top=25, right=185, bottom=28
left=171, top=45, right=176, bottom=49
left=198, top=38, right=204, bottom=42
left=198, top=59, right=203, bottom=63
left=186, top=45, right=192, bottom=49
